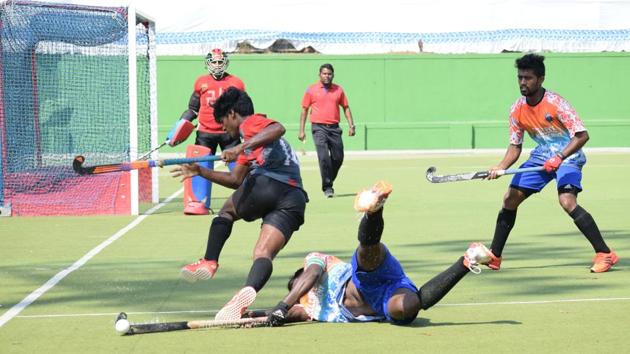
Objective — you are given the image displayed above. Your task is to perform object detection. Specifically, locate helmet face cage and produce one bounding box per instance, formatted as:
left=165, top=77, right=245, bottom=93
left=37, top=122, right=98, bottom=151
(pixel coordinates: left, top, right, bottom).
left=206, top=49, right=229, bottom=78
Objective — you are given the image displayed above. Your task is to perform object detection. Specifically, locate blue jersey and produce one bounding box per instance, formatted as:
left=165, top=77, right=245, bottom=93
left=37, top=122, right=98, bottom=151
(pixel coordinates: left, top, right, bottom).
left=297, top=253, right=382, bottom=323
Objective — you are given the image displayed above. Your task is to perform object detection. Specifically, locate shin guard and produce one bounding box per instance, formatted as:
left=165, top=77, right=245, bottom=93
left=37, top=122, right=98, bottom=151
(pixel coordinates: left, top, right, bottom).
left=184, top=145, right=214, bottom=215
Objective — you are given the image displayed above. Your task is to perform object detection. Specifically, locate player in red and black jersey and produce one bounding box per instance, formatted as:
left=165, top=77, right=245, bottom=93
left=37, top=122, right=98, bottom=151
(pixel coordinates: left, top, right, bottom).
left=171, top=87, right=308, bottom=320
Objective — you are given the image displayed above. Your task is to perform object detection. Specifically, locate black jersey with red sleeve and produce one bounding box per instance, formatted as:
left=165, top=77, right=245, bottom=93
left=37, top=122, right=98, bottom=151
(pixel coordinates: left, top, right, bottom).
left=236, top=114, right=303, bottom=189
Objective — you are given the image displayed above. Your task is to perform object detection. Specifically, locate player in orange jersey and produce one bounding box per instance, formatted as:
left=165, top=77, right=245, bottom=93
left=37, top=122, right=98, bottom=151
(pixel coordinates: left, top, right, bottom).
left=485, top=53, right=617, bottom=273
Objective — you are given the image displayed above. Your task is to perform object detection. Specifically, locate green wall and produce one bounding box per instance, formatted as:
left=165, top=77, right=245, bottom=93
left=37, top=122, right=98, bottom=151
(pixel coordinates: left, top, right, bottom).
left=157, top=53, right=630, bottom=152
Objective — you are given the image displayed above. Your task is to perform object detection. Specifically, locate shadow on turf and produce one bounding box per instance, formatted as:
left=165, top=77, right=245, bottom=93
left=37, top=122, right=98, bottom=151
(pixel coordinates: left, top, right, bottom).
left=409, top=318, right=521, bottom=327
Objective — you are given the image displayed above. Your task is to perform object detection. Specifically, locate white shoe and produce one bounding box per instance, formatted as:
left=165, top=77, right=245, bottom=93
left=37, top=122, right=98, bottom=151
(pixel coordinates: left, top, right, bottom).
left=215, top=286, right=257, bottom=321
left=354, top=181, right=392, bottom=214
left=463, top=242, right=492, bottom=274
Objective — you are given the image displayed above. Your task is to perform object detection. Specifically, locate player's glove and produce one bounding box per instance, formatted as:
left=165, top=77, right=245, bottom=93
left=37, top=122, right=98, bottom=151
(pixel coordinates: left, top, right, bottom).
left=543, top=154, right=564, bottom=173
left=267, top=301, right=290, bottom=327
left=166, top=119, right=195, bottom=147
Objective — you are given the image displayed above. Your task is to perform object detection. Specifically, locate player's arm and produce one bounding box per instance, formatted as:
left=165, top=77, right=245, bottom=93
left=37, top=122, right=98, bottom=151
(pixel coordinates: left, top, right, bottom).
left=298, top=107, right=309, bottom=142
left=267, top=262, right=324, bottom=326
left=283, top=263, right=324, bottom=306
left=181, top=92, right=200, bottom=122
left=487, top=144, right=522, bottom=179
left=343, top=105, right=356, bottom=137
left=559, top=131, right=589, bottom=158
left=170, top=162, right=250, bottom=189
left=543, top=131, right=589, bottom=173
left=166, top=93, right=200, bottom=146
left=550, top=102, right=589, bottom=166
left=221, top=122, right=286, bottom=162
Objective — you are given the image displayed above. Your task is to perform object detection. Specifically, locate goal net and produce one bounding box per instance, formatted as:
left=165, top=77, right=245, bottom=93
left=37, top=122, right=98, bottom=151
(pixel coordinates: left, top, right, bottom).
left=0, top=0, right=158, bottom=216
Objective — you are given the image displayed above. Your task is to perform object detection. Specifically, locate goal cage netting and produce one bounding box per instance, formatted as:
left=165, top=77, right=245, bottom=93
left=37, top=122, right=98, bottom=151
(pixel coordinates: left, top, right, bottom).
left=0, top=0, right=158, bottom=216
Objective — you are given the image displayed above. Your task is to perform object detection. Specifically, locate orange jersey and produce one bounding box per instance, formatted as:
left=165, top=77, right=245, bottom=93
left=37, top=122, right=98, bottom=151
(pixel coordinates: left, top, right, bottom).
left=509, top=90, right=587, bottom=165
left=301, top=83, right=349, bottom=124
left=194, top=73, right=245, bottom=133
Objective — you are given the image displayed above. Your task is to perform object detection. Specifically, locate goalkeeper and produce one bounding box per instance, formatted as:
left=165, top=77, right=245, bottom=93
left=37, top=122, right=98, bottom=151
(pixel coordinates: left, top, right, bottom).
left=166, top=48, right=246, bottom=215
left=249, top=182, right=493, bottom=325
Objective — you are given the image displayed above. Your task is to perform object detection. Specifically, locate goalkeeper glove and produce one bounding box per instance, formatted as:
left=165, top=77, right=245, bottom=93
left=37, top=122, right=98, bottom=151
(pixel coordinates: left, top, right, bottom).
left=267, top=301, right=290, bottom=327
left=166, top=119, right=195, bottom=147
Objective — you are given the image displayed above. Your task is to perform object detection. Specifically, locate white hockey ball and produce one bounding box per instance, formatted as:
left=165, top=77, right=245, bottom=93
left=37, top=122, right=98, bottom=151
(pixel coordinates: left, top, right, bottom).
left=115, top=319, right=130, bottom=335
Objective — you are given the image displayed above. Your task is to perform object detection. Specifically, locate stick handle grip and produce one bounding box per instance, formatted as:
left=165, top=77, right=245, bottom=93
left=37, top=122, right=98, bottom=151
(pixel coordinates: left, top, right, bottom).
left=496, top=166, right=545, bottom=176
left=158, top=155, right=222, bottom=167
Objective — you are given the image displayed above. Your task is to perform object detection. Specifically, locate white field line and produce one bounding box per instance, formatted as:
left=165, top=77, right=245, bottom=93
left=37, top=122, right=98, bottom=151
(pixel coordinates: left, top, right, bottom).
left=0, top=188, right=184, bottom=328
left=13, top=296, right=630, bottom=320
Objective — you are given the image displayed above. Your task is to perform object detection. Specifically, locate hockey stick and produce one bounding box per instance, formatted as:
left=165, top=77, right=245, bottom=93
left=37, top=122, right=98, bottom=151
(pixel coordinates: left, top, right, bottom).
left=137, top=141, right=168, bottom=160
left=114, top=312, right=269, bottom=335
left=73, top=155, right=222, bottom=175
left=425, top=166, right=545, bottom=183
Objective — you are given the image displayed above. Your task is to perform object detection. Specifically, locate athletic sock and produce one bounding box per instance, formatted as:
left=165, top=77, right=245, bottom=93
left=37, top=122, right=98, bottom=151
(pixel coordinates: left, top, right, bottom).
left=245, top=258, right=273, bottom=292
left=570, top=205, right=610, bottom=253
left=416, top=257, right=469, bottom=310
left=357, top=208, right=384, bottom=246
left=204, top=217, right=234, bottom=261
left=490, top=208, right=517, bottom=257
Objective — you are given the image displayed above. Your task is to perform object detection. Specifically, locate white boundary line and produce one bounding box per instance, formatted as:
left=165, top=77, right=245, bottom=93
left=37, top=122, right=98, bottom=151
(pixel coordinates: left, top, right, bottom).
left=13, top=296, right=630, bottom=320
left=158, top=147, right=630, bottom=160
left=0, top=188, right=184, bottom=328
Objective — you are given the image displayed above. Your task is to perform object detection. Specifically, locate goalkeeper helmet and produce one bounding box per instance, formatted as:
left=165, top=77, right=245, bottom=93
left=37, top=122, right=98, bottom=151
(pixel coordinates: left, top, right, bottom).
left=206, top=48, right=229, bottom=79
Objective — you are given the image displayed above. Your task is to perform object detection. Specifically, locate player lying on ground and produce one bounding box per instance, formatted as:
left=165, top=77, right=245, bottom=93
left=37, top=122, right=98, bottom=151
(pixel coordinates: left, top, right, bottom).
left=170, top=87, right=308, bottom=320
left=237, top=182, right=493, bottom=325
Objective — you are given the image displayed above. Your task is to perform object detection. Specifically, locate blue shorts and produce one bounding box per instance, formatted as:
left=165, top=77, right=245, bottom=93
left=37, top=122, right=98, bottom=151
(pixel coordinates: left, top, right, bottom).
left=351, top=246, right=417, bottom=321
left=510, top=160, right=583, bottom=194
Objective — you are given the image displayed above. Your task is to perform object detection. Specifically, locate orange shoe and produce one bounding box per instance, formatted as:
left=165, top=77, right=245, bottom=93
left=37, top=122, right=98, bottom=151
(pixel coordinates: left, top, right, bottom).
left=354, top=181, right=393, bottom=214
left=215, top=286, right=257, bottom=321
left=180, top=259, right=219, bottom=282
left=485, top=251, right=502, bottom=270
left=184, top=201, right=210, bottom=215
left=590, top=251, right=619, bottom=273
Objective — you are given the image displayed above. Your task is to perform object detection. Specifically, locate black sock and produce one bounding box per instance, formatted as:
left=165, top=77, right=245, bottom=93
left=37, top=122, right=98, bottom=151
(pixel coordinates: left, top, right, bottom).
left=204, top=217, right=233, bottom=261
left=416, top=257, right=469, bottom=310
left=245, top=258, right=273, bottom=292
left=570, top=205, right=610, bottom=253
left=357, top=208, right=384, bottom=246
left=490, top=208, right=517, bottom=257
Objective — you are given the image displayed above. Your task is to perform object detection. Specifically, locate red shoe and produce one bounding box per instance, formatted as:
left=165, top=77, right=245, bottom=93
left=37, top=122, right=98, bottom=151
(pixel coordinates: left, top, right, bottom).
left=485, top=251, right=502, bottom=270
left=215, top=286, right=257, bottom=321
left=590, top=250, right=619, bottom=273
left=180, top=259, right=218, bottom=282
left=354, top=181, right=393, bottom=214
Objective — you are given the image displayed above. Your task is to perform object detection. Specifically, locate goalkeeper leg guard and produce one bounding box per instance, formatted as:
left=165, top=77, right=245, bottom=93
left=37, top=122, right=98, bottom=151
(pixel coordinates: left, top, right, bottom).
left=184, top=145, right=213, bottom=215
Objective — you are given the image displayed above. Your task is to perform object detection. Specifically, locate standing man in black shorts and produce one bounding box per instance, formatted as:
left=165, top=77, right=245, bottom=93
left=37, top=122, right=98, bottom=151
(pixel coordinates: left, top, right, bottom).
left=171, top=87, right=307, bottom=320
left=299, top=63, right=355, bottom=198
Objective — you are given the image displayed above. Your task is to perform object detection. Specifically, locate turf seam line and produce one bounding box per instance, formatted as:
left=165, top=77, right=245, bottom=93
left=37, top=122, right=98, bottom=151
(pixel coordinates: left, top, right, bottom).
left=13, top=297, right=630, bottom=319
left=0, top=188, right=184, bottom=328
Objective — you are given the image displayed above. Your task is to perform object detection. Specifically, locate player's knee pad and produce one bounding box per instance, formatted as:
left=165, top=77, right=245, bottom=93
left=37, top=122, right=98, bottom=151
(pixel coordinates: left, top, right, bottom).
left=184, top=145, right=214, bottom=213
